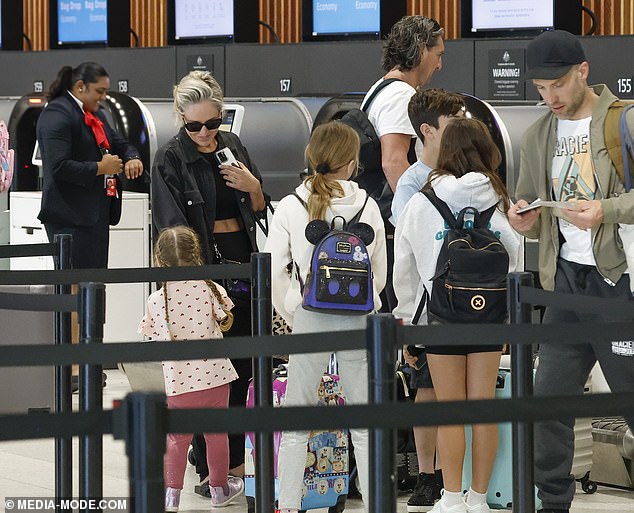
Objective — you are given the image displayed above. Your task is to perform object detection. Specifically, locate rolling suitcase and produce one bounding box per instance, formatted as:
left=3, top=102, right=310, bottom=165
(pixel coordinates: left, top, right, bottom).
left=244, top=364, right=348, bottom=513
left=462, top=369, right=596, bottom=509
left=462, top=370, right=542, bottom=510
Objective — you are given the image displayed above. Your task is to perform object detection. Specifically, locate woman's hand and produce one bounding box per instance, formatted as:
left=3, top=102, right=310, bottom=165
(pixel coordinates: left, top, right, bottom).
left=124, top=158, right=144, bottom=180
left=97, top=153, right=123, bottom=176
left=220, top=161, right=260, bottom=193
left=220, top=161, right=266, bottom=212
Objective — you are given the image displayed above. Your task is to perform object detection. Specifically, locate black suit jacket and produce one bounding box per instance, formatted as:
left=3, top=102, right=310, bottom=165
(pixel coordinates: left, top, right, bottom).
left=37, top=91, right=140, bottom=227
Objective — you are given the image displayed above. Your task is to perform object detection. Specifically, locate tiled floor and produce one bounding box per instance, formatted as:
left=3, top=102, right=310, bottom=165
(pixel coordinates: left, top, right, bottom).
left=1, top=370, right=633, bottom=512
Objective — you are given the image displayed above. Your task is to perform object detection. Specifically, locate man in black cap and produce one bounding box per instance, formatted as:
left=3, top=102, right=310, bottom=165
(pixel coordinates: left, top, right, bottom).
left=507, top=30, right=634, bottom=513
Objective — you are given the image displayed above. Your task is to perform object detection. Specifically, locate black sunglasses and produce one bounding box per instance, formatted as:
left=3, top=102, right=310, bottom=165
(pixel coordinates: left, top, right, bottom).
left=183, top=116, right=223, bottom=132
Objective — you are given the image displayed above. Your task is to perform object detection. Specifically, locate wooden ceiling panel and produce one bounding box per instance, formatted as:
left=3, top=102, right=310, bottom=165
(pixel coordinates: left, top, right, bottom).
left=19, top=0, right=634, bottom=51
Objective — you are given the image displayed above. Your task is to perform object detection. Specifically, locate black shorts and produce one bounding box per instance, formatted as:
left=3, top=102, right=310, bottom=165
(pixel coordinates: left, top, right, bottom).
left=425, top=344, right=503, bottom=356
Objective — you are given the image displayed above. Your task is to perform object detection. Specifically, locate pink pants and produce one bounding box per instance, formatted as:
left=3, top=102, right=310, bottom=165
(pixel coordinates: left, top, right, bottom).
left=164, top=385, right=230, bottom=489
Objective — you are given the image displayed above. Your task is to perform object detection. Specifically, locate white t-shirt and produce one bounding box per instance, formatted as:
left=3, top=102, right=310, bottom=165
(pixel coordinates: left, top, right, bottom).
left=552, top=117, right=596, bottom=265
left=363, top=79, right=423, bottom=158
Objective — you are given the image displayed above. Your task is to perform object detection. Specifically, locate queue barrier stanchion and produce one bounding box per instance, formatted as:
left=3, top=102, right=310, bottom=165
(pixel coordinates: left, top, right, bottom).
left=78, top=282, right=106, bottom=510
left=116, top=393, right=167, bottom=513
left=367, top=313, right=398, bottom=513
left=508, top=272, right=535, bottom=513
left=251, top=253, right=275, bottom=513
left=53, top=234, right=73, bottom=513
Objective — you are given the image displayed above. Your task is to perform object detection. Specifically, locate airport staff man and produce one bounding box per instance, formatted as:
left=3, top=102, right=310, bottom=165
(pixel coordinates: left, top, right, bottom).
left=507, top=30, right=634, bottom=513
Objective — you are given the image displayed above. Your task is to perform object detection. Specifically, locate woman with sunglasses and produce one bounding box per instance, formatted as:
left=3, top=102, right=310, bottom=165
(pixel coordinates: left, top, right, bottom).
left=151, top=70, right=266, bottom=491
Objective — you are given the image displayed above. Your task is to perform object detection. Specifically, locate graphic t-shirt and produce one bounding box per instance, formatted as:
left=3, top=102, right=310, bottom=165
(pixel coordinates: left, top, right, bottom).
left=552, top=117, right=596, bottom=265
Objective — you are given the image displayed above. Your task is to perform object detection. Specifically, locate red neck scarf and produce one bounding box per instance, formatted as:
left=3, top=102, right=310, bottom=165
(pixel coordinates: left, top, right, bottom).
left=84, top=110, right=110, bottom=150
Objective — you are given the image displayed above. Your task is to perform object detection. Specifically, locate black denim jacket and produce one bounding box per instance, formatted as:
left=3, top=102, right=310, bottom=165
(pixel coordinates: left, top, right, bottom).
left=151, top=127, right=266, bottom=264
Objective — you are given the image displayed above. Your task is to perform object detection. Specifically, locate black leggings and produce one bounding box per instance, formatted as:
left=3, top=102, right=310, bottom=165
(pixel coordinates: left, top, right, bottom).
left=193, top=230, right=254, bottom=477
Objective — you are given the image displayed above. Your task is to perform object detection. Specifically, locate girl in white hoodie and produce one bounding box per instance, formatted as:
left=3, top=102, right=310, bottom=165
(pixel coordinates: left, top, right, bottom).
left=393, top=118, right=522, bottom=513
left=264, top=121, right=387, bottom=513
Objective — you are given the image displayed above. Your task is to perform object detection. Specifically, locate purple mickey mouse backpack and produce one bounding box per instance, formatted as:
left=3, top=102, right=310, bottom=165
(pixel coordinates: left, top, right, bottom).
left=293, top=192, right=375, bottom=315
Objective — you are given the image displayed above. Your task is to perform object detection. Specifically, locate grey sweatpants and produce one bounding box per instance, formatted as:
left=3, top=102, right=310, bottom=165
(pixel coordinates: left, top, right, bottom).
left=535, top=258, right=634, bottom=510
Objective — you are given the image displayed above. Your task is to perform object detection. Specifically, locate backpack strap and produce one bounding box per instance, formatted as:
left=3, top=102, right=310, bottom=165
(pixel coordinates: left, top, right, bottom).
left=293, top=190, right=370, bottom=228
left=411, top=288, right=429, bottom=326
left=619, top=103, right=634, bottom=191
left=347, top=193, right=371, bottom=226
left=422, top=189, right=459, bottom=229
left=477, top=204, right=497, bottom=228
left=605, top=100, right=634, bottom=191
left=424, top=188, right=498, bottom=229
left=291, top=191, right=307, bottom=209
left=361, top=78, right=402, bottom=113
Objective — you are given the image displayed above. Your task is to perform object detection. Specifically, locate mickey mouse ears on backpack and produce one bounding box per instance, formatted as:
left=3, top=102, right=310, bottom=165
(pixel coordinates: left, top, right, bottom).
left=305, top=219, right=375, bottom=246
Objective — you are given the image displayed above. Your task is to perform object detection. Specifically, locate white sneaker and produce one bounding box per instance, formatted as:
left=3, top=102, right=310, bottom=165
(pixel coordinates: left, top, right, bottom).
left=429, top=490, right=467, bottom=513
left=464, top=491, right=491, bottom=513
left=165, top=487, right=181, bottom=512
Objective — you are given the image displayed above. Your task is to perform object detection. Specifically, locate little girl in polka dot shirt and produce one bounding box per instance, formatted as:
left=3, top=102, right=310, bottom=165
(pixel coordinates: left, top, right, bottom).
left=138, top=225, right=244, bottom=510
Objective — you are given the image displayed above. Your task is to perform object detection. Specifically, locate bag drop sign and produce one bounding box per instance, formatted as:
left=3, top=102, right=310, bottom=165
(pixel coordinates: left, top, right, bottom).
left=488, top=49, right=524, bottom=99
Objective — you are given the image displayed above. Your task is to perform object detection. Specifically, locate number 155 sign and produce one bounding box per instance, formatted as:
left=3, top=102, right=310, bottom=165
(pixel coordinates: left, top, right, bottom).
left=617, top=77, right=633, bottom=95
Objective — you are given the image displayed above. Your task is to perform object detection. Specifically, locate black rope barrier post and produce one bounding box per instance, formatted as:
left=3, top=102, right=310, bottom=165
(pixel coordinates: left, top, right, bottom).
left=508, top=272, right=535, bottom=513
left=251, top=253, right=274, bottom=513
left=54, top=234, right=72, bottom=513
left=367, top=313, right=398, bottom=513
left=79, top=282, right=106, bottom=510
left=115, top=392, right=167, bottom=513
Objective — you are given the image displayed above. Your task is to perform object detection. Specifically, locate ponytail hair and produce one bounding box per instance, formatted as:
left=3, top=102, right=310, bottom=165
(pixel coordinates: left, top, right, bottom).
left=47, top=61, right=109, bottom=100
left=304, top=121, right=360, bottom=220
left=154, top=226, right=233, bottom=335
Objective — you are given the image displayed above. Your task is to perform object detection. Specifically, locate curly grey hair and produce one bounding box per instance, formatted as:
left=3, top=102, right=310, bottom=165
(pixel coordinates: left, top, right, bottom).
left=382, top=15, right=444, bottom=72
left=172, top=70, right=224, bottom=123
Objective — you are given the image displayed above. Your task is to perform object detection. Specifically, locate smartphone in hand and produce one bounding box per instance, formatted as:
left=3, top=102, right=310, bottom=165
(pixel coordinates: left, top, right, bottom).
left=214, top=147, right=239, bottom=167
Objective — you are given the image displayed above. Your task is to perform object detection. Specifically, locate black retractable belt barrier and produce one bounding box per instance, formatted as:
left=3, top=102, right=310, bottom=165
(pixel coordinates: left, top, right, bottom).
left=508, top=272, right=535, bottom=513
left=78, top=283, right=105, bottom=510
left=251, top=253, right=275, bottom=513
left=0, top=235, right=76, bottom=513
left=54, top=234, right=73, bottom=513
left=367, top=314, right=398, bottom=513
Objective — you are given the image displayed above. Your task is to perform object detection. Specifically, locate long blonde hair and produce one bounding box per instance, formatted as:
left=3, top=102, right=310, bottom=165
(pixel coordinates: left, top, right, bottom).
left=304, top=121, right=360, bottom=220
left=154, top=226, right=233, bottom=335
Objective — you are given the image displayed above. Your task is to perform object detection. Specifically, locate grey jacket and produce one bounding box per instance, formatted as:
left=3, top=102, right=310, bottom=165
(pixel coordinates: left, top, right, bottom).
left=515, top=84, right=634, bottom=290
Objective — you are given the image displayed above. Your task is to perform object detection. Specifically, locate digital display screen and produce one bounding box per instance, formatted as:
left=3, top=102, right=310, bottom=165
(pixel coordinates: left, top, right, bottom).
left=174, top=0, right=233, bottom=40
left=219, top=105, right=244, bottom=136
left=312, top=0, right=380, bottom=36
left=470, top=0, right=553, bottom=32
left=57, top=0, right=108, bottom=44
